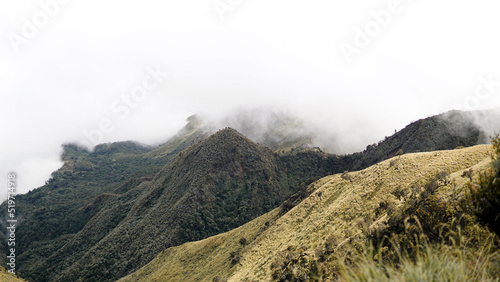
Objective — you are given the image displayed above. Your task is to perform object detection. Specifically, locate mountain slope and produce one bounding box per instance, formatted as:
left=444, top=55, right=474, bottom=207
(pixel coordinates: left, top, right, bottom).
left=120, top=145, right=493, bottom=281
left=2, top=109, right=497, bottom=281
left=349, top=110, right=490, bottom=170
left=0, top=120, right=210, bottom=281
left=23, top=128, right=345, bottom=281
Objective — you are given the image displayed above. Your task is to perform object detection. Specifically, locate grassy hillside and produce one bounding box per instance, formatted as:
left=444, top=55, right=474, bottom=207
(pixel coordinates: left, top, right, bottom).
left=121, top=144, right=497, bottom=281
left=2, top=109, right=496, bottom=281
left=18, top=128, right=356, bottom=282
left=0, top=267, right=26, bottom=281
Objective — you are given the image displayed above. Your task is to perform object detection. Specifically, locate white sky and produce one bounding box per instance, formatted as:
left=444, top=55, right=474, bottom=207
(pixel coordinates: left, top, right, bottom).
left=1, top=0, right=500, bottom=198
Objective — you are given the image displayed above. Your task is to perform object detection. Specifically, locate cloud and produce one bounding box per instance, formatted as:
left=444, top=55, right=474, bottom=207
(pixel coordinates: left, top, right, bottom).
left=1, top=0, right=500, bottom=200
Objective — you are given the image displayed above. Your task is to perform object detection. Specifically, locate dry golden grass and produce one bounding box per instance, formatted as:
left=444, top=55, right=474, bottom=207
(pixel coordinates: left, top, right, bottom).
left=0, top=267, right=26, bottom=281
left=120, top=145, right=493, bottom=282
left=119, top=207, right=280, bottom=281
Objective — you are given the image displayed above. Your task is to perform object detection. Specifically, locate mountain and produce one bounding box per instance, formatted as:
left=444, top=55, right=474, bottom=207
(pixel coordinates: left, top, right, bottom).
left=0, top=121, right=208, bottom=281
left=46, top=128, right=317, bottom=281
left=2, top=128, right=346, bottom=282
left=0, top=108, right=497, bottom=281
left=120, top=145, right=495, bottom=281
left=202, top=108, right=316, bottom=154
left=347, top=109, right=488, bottom=170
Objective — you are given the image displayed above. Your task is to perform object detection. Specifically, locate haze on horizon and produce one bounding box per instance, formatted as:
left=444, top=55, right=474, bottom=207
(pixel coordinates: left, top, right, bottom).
left=1, top=0, right=500, bottom=199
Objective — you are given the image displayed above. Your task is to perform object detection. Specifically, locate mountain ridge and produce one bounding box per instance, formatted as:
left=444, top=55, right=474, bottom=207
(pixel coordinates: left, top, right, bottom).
left=20, top=127, right=337, bottom=281
left=0, top=108, right=497, bottom=281
left=120, top=144, right=494, bottom=281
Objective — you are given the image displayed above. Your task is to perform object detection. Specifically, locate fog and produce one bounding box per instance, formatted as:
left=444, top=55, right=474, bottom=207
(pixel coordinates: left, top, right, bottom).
left=1, top=0, right=500, bottom=199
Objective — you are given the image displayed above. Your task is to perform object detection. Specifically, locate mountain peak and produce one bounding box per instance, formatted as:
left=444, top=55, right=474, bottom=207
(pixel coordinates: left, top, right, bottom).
left=213, top=127, right=248, bottom=140
left=199, top=127, right=261, bottom=151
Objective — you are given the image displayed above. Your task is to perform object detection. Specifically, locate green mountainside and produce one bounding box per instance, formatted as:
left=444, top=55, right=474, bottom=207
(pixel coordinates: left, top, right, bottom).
left=51, top=128, right=328, bottom=281
left=0, top=109, right=497, bottom=281
left=121, top=145, right=498, bottom=281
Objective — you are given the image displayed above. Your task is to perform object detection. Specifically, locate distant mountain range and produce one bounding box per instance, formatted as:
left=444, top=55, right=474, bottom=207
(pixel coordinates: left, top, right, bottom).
left=0, top=108, right=498, bottom=281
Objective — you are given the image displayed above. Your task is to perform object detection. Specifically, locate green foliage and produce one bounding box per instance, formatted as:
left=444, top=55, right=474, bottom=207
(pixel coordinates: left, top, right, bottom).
left=355, top=110, right=483, bottom=170
left=1, top=110, right=491, bottom=282
left=465, top=134, right=500, bottom=236
left=369, top=174, right=471, bottom=263
left=270, top=164, right=500, bottom=282
left=4, top=128, right=354, bottom=281
left=0, top=136, right=196, bottom=281
left=279, top=176, right=320, bottom=216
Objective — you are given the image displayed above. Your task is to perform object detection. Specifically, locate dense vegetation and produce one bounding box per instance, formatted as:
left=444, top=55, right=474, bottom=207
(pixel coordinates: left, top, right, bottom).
left=0, top=110, right=495, bottom=281
left=0, top=119, right=207, bottom=280
left=269, top=137, right=500, bottom=281
left=348, top=110, right=484, bottom=170
left=119, top=143, right=495, bottom=281
left=466, top=134, right=500, bottom=236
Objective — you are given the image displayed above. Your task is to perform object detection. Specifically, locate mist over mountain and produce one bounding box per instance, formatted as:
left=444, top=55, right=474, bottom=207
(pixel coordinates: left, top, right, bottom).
left=2, top=105, right=498, bottom=202
left=442, top=108, right=500, bottom=142
left=3, top=1, right=500, bottom=281
left=0, top=108, right=497, bottom=281
left=183, top=107, right=500, bottom=155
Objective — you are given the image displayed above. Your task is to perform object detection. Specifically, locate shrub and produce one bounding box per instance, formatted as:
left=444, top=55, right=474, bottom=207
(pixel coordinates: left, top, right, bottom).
left=461, top=168, right=474, bottom=181
left=341, top=171, right=352, bottom=182
left=369, top=174, right=467, bottom=263
left=340, top=236, right=500, bottom=282
left=239, top=237, right=247, bottom=246
left=229, top=251, right=241, bottom=266
left=438, top=170, right=450, bottom=186
left=271, top=245, right=329, bottom=281
left=391, top=186, right=406, bottom=201
left=465, top=135, right=500, bottom=236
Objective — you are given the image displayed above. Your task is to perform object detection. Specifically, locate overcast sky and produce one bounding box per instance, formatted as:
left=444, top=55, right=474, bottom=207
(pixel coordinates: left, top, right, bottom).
left=1, top=0, right=500, bottom=198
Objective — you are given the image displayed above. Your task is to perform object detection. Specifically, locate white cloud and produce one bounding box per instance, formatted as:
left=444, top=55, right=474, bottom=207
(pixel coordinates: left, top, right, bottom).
left=1, top=0, right=500, bottom=200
